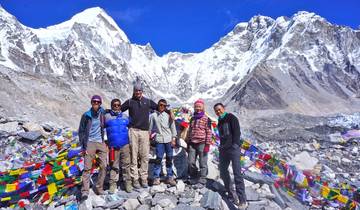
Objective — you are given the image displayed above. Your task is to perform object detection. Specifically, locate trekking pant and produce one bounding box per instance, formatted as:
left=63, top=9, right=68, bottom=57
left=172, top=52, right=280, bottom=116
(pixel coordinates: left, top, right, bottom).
left=188, top=143, right=208, bottom=179
left=153, top=142, right=173, bottom=179
left=129, top=128, right=150, bottom=183
left=81, top=142, right=108, bottom=195
left=219, top=144, right=247, bottom=203
left=109, top=144, right=131, bottom=186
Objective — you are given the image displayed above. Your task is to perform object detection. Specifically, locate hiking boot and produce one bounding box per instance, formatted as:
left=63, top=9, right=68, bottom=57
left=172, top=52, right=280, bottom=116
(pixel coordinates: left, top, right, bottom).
left=140, top=179, right=148, bottom=188
left=109, top=184, right=117, bottom=194
left=133, top=180, right=141, bottom=189
left=94, top=188, right=107, bottom=195
left=153, top=178, right=161, bottom=185
left=165, top=177, right=177, bottom=186
left=199, top=178, right=207, bottom=185
left=125, top=181, right=133, bottom=193
left=228, top=191, right=240, bottom=205
left=237, top=202, right=248, bottom=210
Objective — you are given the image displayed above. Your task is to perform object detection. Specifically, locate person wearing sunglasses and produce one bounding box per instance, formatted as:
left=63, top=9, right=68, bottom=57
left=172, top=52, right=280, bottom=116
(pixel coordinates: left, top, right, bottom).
left=78, top=95, right=107, bottom=201
left=121, top=82, right=157, bottom=188
left=149, top=99, right=177, bottom=186
left=104, top=99, right=131, bottom=194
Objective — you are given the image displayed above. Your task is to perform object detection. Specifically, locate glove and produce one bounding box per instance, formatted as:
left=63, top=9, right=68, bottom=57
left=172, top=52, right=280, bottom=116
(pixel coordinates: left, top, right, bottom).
left=203, top=144, right=210, bottom=153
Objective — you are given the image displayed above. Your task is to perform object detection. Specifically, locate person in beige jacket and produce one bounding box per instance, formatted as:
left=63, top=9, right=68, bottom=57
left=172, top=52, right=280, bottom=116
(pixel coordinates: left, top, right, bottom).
left=149, top=99, right=177, bottom=186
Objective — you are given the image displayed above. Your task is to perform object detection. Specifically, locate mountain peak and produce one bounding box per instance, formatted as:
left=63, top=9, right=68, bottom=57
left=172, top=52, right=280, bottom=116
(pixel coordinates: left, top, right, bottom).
left=33, top=7, right=129, bottom=43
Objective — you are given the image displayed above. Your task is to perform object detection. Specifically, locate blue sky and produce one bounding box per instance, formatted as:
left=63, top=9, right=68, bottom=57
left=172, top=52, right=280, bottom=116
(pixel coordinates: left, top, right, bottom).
left=1, top=0, right=359, bottom=55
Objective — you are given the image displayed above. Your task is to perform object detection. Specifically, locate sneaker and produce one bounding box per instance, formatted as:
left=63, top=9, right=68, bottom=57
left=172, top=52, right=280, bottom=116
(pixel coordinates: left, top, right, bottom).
left=153, top=178, right=161, bottom=185
left=80, top=194, right=88, bottom=202
left=237, top=202, right=248, bottom=210
left=109, top=184, right=117, bottom=194
left=133, top=180, right=141, bottom=189
left=165, top=177, right=177, bottom=186
left=140, top=179, right=148, bottom=188
left=125, top=181, right=133, bottom=193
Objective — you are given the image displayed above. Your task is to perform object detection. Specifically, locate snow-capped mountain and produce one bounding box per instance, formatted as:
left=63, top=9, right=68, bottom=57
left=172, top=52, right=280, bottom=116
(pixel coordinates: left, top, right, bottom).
left=0, top=6, right=360, bottom=127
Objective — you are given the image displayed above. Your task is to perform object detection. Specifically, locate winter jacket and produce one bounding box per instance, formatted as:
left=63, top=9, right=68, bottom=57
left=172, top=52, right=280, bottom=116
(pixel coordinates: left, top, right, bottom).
left=187, top=115, right=212, bottom=144
left=78, top=107, right=106, bottom=150
left=121, top=96, right=157, bottom=130
left=104, top=110, right=130, bottom=149
left=149, top=111, right=177, bottom=144
left=217, top=113, right=241, bottom=150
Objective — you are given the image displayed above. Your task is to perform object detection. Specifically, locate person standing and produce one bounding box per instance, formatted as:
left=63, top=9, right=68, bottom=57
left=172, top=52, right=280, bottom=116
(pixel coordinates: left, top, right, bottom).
left=149, top=99, right=177, bottom=186
left=213, top=103, right=247, bottom=209
left=121, top=82, right=157, bottom=188
left=187, top=99, right=212, bottom=185
left=105, top=99, right=132, bottom=193
left=78, top=95, right=108, bottom=201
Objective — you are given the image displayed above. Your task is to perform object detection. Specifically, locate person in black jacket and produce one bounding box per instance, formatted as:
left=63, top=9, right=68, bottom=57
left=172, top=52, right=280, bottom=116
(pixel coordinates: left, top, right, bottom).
left=121, top=82, right=157, bottom=188
left=213, top=103, right=247, bottom=209
left=78, top=95, right=107, bottom=201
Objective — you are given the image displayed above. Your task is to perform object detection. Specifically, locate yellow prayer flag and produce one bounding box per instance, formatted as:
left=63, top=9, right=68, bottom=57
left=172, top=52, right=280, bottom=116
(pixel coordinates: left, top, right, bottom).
left=5, top=183, right=17, bottom=192
left=9, top=169, right=21, bottom=176
left=321, top=186, right=330, bottom=198
left=54, top=170, right=65, bottom=180
left=337, top=195, right=349, bottom=204
left=1, top=197, right=11, bottom=201
left=47, top=183, right=58, bottom=195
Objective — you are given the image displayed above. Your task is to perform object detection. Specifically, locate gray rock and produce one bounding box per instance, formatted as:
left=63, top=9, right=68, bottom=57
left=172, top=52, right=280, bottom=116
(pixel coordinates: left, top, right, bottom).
left=166, top=186, right=177, bottom=194
left=79, top=199, right=93, bottom=210
left=152, top=193, right=177, bottom=207
left=105, top=199, right=125, bottom=209
left=199, top=187, right=209, bottom=195
left=243, top=171, right=274, bottom=185
left=0, top=121, right=19, bottom=133
left=200, top=190, right=222, bottom=210
left=151, top=205, right=162, bottom=210
left=172, top=204, right=205, bottom=210
left=269, top=185, right=286, bottom=209
left=156, top=198, right=176, bottom=208
left=179, top=197, right=194, bottom=204
left=91, top=195, right=106, bottom=208
left=289, top=151, right=319, bottom=171
left=150, top=184, right=166, bottom=194
left=18, top=131, right=42, bottom=142
left=122, top=198, right=140, bottom=210
left=246, top=187, right=261, bottom=201
left=176, top=180, right=185, bottom=193
left=180, top=189, right=196, bottom=198
left=137, top=190, right=152, bottom=205
left=137, top=204, right=151, bottom=210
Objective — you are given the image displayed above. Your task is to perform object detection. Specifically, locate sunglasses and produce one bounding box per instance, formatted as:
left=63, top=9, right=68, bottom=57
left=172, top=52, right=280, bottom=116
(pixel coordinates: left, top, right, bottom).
left=91, top=101, right=101, bottom=105
left=112, top=104, right=121, bottom=107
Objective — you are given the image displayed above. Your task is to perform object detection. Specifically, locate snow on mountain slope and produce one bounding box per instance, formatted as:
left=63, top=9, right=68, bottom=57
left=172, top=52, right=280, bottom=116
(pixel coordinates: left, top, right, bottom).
left=0, top=5, right=360, bottom=125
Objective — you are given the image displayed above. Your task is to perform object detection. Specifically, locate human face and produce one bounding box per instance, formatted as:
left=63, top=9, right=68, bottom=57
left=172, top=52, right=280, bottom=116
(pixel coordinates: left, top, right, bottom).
left=91, top=100, right=101, bottom=111
left=112, top=102, right=121, bottom=112
left=158, top=102, right=167, bottom=112
left=194, top=103, right=204, bottom=113
left=134, top=89, right=143, bottom=99
left=214, top=105, right=225, bottom=117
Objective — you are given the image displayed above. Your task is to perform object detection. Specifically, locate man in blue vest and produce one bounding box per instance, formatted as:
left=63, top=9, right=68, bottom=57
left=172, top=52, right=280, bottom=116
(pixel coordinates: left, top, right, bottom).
left=105, top=99, right=132, bottom=193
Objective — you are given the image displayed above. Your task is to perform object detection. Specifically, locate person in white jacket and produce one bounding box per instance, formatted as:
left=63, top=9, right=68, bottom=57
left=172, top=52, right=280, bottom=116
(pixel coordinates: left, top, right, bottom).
left=149, top=99, right=177, bottom=186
